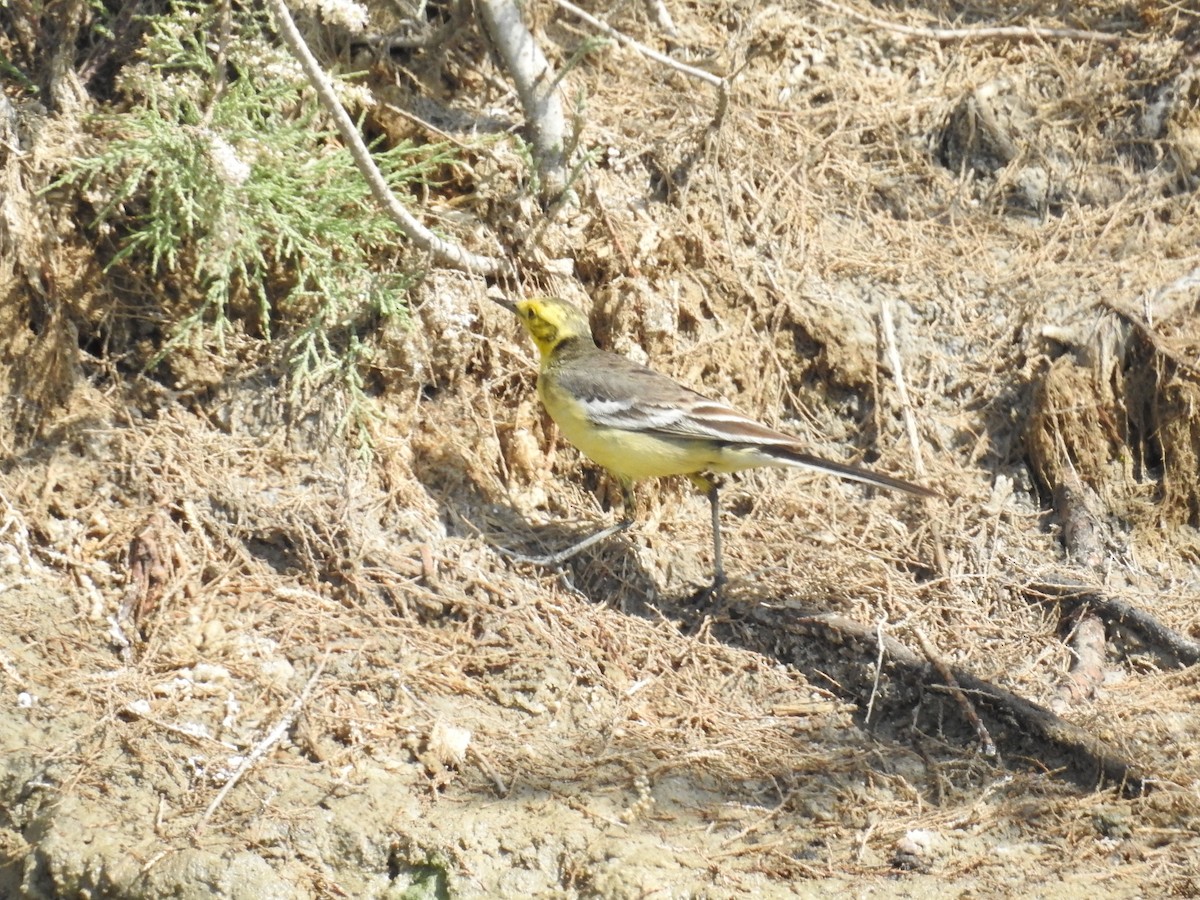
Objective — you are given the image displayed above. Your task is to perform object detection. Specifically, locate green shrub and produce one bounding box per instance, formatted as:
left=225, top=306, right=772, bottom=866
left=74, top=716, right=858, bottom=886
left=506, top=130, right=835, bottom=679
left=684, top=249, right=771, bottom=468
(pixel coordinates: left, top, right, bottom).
left=61, top=1, right=457, bottom=428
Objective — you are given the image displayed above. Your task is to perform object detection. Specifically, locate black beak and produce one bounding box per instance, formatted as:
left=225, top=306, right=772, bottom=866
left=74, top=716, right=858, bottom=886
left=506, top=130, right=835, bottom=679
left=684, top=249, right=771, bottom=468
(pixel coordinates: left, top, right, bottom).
left=491, top=296, right=517, bottom=314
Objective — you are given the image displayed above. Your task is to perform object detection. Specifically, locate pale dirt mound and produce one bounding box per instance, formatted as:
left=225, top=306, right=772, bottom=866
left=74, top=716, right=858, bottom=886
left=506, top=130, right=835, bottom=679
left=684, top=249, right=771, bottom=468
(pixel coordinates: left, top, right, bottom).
left=3, top=0, right=1200, bottom=897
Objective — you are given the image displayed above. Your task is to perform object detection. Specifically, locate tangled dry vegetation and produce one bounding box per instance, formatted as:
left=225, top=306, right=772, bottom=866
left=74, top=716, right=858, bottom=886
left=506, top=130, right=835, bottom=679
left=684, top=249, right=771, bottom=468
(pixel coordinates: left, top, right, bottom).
left=3, top=0, right=1200, bottom=896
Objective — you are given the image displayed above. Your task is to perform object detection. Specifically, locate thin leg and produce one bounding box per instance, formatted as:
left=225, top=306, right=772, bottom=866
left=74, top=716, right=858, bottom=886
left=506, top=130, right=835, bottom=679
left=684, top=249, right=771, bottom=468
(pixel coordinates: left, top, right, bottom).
left=619, top=479, right=637, bottom=528
left=706, top=480, right=726, bottom=593
left=688, top=473, right=726, bottom=595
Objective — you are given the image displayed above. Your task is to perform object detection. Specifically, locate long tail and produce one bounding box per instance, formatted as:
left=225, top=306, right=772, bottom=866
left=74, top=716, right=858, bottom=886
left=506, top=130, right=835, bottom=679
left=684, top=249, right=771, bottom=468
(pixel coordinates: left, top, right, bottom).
left=765, top=446, right=938, bottom=498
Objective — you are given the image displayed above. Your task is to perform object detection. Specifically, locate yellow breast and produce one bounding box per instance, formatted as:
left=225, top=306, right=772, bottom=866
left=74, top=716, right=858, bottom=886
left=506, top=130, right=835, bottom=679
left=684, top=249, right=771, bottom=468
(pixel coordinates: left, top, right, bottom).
left=538, top=375, right=722, bottom=481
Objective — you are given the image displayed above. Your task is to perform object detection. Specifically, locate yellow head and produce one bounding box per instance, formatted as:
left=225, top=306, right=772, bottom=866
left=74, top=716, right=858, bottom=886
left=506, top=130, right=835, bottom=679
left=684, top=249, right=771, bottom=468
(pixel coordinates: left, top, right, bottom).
left=510, top=297, right=596, bottom=360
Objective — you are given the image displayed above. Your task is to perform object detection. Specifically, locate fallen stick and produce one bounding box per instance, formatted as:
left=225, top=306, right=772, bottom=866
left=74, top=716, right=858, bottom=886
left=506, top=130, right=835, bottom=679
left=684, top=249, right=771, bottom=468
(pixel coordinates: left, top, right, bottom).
left=1026, top=577, right=1200, bottom=668
left=1052, top=612, right=1107, bottom=714
left=194, top=653, right=330, bottom=836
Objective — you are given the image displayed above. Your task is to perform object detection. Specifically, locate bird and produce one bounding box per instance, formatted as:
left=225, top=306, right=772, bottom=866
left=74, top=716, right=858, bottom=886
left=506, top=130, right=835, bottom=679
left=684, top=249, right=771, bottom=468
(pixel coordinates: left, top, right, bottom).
left=500, top=295, right=936, bottom=591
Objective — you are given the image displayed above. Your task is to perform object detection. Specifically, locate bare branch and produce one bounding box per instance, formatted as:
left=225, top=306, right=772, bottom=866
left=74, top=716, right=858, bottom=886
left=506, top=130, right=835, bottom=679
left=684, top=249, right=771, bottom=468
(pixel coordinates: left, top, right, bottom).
left=1029, top=578, right=1200, bottom=668
left=477, top=0, right=568, bottom=199
left=265, top=0, right=513, bottom=277
left=642, top=0, right=678, bottom=39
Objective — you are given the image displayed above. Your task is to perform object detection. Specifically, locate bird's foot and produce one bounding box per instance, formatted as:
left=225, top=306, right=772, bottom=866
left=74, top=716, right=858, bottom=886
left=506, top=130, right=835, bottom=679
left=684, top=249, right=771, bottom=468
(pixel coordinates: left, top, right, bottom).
left=688, top=570, right=727, bottom=610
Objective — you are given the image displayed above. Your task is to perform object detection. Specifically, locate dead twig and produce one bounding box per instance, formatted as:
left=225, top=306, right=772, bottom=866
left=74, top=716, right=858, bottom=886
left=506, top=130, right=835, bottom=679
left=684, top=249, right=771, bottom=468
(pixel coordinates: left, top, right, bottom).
left=864, top=616, right=887, bottom=726
left=1053, top=473, right=1105, bottom=569
left=811, top=0, right=1122, bottom=46
left=468, top=745, right=509, bottom=796
left=1027, top=577, right=1200, bottom=668
left=194, top=652, right=330, bottom=836
left=381, top=102, right=473, bottom=151
left=642, top=0, right=678, bottom=39
left=877, top=299, right=926, bottom=479
left=550, top=0, right=723, bottom=89
left=199, top=0, right=232, bottom=127
left=118, top=510, right=171, bottom=639
left=1052, top=613, right=1107, bottom=714
left=878, top=298, right=945, bottom=572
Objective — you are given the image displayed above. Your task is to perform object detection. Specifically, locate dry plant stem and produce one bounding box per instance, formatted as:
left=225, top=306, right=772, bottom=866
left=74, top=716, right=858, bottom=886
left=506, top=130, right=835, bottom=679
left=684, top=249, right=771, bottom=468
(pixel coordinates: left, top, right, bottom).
left=468, top=745, right=509, bottom=795
left=914, top=626, right=995, bottom=756
left=550, top=0, right=729, bottom=128
left=550, top=0, right=722, bottom=88
left=476, top=0, right=567, bottom=198
left=752, top=609, right=1147, bottom=792
left=811, top=0, right=1122, bottom=45
left=194, top=652, right=330, bottom=836
left=264, top=0, right=512, bottom=277
left=114, top=510, right=171, bottom=662
left=1030, top=578, right=1200, bottom=667
left=864, top=617, right=886, bottom=725
left=200, top=0, right=232, bottom=127
left=383, top=102, right=471, bottom=150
